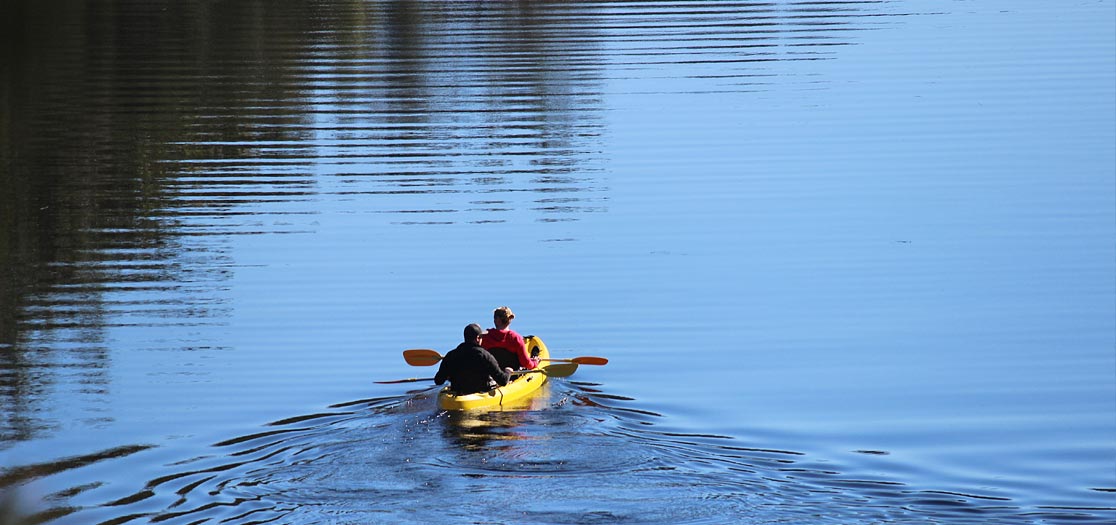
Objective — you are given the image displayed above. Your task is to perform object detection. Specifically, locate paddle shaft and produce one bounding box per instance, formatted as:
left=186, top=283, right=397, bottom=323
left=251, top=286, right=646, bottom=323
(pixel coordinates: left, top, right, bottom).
left=404, top=349, right=606, bottom=367
left=374, top=377, right=433, bottom=384
left=538, top=356, right=608, bottom=365
left=377, top=363, right=574, bottom=385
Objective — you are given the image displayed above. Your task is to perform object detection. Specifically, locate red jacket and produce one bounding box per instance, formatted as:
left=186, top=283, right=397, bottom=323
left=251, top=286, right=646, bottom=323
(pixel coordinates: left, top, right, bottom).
left=481, top=328, right=537, bottom=369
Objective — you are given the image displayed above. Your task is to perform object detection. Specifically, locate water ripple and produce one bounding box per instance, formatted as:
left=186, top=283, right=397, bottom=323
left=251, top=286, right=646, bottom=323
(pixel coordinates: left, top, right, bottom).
left=3, top=381, right=1093, bottom=524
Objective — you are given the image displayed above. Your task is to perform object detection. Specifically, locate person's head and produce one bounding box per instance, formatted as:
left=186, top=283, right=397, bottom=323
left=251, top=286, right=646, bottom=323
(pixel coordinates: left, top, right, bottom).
left=493, top=306, right=515, bottom=329
left=464, top=323, right=487, bottom=343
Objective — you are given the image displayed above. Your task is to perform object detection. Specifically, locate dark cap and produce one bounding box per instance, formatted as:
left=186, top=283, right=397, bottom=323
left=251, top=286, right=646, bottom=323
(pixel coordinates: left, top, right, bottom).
left=464, top=323, right=487, bottom=341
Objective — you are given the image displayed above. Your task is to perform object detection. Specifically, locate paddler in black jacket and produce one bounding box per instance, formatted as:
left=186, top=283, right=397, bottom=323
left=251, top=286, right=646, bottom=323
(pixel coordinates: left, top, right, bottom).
left=435, top=323, right=510, bottom=395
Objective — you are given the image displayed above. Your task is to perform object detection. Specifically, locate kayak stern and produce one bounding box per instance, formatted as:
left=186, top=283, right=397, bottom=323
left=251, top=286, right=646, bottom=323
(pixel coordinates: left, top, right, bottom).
left=437, top=335, right=551, bottom=410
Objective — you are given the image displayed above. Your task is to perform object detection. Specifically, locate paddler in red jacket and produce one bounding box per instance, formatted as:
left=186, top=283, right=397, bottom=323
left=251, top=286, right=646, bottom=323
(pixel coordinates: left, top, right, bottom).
left=480, top=306, right=538, bottom=371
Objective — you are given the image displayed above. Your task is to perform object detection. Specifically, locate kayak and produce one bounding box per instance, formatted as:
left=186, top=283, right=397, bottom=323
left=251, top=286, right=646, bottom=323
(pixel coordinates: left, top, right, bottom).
left=437, top=335, right=551, bottom=410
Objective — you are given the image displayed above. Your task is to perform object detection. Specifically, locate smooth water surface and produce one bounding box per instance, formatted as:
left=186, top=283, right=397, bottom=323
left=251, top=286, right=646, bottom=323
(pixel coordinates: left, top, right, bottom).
left=2, top=1, right=1114, bottom=523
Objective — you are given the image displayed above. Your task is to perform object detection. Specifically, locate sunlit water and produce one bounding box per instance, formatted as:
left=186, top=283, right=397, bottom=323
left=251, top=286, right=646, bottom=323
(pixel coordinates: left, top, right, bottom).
left=1, top=1, right=1114, bottom=524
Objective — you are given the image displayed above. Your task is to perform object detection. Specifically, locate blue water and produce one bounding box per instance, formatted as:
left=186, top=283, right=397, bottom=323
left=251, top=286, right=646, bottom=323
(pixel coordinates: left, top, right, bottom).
left=1, top=1, right=1114, bottom=523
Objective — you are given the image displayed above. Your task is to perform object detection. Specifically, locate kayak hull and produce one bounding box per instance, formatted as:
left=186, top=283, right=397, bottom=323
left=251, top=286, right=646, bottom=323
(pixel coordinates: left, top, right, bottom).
left=437, top=335, right=550, bottom=410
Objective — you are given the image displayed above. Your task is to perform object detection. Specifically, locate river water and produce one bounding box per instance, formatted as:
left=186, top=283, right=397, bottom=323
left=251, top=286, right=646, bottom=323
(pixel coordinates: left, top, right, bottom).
left=1, top=1, right=1114, bottom=524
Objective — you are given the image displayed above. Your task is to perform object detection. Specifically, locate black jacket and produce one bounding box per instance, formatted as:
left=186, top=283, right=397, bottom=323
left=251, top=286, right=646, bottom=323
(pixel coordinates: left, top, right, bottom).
left=434, top=342, right=510, bottom=395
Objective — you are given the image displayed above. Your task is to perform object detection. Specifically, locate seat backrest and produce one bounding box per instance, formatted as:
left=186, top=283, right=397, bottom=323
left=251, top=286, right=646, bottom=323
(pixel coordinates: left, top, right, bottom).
left=485, top=347, right=520, bottom=370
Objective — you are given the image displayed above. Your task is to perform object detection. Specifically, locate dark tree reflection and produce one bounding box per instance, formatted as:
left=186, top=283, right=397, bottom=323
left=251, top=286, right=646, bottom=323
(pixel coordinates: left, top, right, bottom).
left=0, top=0, right=609, bottom=446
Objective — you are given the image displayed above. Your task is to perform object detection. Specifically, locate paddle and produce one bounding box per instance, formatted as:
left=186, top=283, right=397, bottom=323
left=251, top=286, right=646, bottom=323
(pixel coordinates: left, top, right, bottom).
left=375, top=362, right=578, bottom=384
left=402, top=349, right=444, bottom=367
left=374, top=376, right=434, bottom=384
left=403, top=349, right=606, bottom=367
left=520, top=362, right=578, bottom=378
left=540, top=356, right=608, bottom=366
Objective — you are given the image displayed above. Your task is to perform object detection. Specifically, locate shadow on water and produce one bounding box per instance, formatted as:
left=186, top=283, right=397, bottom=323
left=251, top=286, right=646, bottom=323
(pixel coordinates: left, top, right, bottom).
left=2, top=379, right=1111, bottom=524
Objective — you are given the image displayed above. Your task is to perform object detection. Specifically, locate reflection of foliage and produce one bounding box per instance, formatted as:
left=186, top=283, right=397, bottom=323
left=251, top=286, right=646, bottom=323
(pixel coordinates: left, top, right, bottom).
left=0, top=0, right=608, bottom=344
left=0, top=1, right=330, bottom=347
left=0, top=0, right=608, bottom=446
left=0, top=0, right=355, bottom=443
left=0, top=490, right=28, bottom=525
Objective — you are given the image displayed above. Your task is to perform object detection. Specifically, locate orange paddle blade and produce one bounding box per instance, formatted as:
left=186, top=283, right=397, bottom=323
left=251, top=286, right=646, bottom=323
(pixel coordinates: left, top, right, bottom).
left=403, top=349, right=443, bottom=366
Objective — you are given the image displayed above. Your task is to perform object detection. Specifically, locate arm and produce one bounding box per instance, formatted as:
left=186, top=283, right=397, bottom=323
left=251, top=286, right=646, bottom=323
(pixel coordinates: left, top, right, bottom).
left=511, top=333, right=537, bottom=369
left=434, top=355, right=450, bottom=385
left=483, top=351, right=510, bottom=386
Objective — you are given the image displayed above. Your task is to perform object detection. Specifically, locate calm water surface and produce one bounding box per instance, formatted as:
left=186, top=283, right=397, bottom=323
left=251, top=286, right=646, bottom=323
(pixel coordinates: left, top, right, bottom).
left=1, top=1, right=1114, bottom=524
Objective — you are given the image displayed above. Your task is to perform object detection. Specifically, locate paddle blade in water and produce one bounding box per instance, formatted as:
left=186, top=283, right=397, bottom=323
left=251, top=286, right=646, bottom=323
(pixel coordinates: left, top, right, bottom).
left=542, top=362, right=578, bottom=377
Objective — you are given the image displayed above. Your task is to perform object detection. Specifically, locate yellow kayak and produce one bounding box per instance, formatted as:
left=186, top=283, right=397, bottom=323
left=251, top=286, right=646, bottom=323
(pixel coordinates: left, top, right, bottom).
left=437, top=335, right=551, bottom=410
